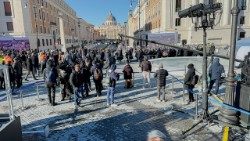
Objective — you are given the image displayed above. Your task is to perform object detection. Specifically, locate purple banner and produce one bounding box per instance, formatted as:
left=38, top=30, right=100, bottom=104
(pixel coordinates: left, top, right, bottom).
left=0, top=37, right=30, bottom=51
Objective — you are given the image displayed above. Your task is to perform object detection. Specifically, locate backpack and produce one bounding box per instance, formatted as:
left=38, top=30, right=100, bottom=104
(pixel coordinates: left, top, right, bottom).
left=191, top=75, right=199, bottom=86
left=94, top=68, right=102, bottom=80
left=46, top=68, right=56, bottom=83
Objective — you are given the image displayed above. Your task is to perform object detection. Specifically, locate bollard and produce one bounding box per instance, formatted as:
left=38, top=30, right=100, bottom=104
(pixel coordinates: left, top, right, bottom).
left=20, top=90, right=24, bottom=110
left=245, top=129, right=250, bottom=141
left=171, top=76, right=174, bottom=95
left=195, top=93, right=198, bottom=118
left=36, top=83, right=40, bottom=101
left=182, top=84, right=185, bottom=102
left=222, top=126, right=229, bottom=141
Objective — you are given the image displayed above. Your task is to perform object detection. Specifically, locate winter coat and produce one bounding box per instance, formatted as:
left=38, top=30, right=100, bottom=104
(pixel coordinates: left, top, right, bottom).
left=44, top=66, right=58, bottom=84
left=123, top=65, right=133, bottom=79
left=13, top=61, right=22, bottom=76
left=209, top=58, right=225, bottom=80
left=70, top=71, right=84, bottom=88
left=184, top=67, right=195, bottom=86
left=26, top=57, right=33, bottom=71
left=184, top=68, right=195, bottom=86
left=108, top=65, right=119, bottom=88
left=154, top=69, right=169, bottom=87
left=141, top=60, right=152, bottom=72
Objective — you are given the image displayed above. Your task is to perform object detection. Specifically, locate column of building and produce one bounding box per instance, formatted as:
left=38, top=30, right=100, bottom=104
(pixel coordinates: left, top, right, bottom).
left=59, top=14, right=66, bottom=52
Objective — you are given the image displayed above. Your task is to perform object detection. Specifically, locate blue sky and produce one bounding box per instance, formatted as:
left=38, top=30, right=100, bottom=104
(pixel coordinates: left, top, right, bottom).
left=65, top=0, right=134, bottom=26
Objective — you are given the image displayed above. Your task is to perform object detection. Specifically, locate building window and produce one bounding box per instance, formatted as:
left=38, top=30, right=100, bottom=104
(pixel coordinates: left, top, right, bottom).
left=46, top=39, right=49, bottom=46
left=37, top=39, right=40, bottom=47
left=175, top=18, right=181, bottom=26
left=35, top=25, right=38, bottom=33
left=40, top=26, right=43, bottom=33
left=50, top=39, right=52, bottom=45
left=4, top=2, right=12, bottom=16
left=39, top=9, right=41, bottom=19
left=43, top=27, right=46, bottom=33
left=240, top=16, right=245, bottom=25
left=6, top=22, right=13, bottom=31
left=176, top=0, right=182, bottom=12
left=42, top=39, right=45, bottom=46
left=33, top=7, right=37, bottom=19
left=239, top=32, right=246, bottom=39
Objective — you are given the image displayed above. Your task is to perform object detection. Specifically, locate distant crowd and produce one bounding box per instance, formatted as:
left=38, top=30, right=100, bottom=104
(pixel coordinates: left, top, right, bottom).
left=1, top=44, right=248, bottom=108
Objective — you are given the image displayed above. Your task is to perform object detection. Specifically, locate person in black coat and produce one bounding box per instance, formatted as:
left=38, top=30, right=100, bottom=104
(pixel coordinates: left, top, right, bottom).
left=184, top=63, right=196, bottom=104
left=13, top=58, right=23, bottom=88
left=81, top=63, right=91, bottom=97
left=24, top=54, right=37, bottom=81
left=123, top=61, right=134, bottom=88
left=70, top=64, right=84, bottom=106
left=91, top=62, right=103, bottom=97
left=154, top=63, right=168, bottom=102
left=59, top=60, right=72, bottom=101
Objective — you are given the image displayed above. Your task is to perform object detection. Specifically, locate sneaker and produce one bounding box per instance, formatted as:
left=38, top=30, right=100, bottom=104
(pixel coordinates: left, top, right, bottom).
left=156, top=99, right=161, bottom=102
left=111, top=104, right=118, bottom=107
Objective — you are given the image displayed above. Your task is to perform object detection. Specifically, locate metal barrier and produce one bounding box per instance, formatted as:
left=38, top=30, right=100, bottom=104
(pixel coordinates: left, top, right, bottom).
left=14, top=80, right=45, bottom=110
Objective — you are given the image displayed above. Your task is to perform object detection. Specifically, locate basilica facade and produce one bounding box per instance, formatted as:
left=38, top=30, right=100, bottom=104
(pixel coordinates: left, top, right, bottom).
left=95, top=11, right=124, bottom=41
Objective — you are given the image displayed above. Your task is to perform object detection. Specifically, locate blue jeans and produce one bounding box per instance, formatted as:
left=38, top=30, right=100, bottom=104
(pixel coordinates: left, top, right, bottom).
left=82, top=83, right=89, bottom=96
left=107, top=87, right=115, bottom=105
left=74, top=86, right=83, bottom=106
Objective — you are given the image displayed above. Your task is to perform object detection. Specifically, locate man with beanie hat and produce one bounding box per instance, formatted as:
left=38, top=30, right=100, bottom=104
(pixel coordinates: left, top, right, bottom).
left=141, top=56, right=152, bottom=89
left=154, top=63, right=168, bottom=102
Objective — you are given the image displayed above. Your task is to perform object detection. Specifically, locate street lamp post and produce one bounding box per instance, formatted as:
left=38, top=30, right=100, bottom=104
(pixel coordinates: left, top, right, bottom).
left=124, top=21, right=127, bottom=48
left=219, top=0, right=241, bottom=126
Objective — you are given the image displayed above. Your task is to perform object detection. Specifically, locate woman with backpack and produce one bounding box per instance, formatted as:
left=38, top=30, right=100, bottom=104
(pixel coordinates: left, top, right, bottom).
left=91, top=61, right=103, bottom=97
left=123, top=61, right=134, bottom=89
left=184, top=63, right=198, bottom=104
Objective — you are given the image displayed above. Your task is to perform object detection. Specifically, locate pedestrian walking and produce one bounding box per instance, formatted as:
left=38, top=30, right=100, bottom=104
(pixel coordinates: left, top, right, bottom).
left=140, top=56, right=152, bottom=88
left=44, top=59, right=58, bottom=106
left=24, top=54, right=37, bottom=81
left=208, top=58, right=225, bottom=95
left=70, top=64, right=84, bottom=107
left=154, top=63, right=168, bottom=102
left=184, top=64, right=197, bottom=104
left=91, top=62, right=103, bottom=97
left=39, top=51, right=47, bottom=75
left=123, top=61, right=134, bottom=88
left=59, top=60, right=72, bottom=101
left=106, top=64, right=119, bottom=106
left=13, top=57, right=23, bottom=88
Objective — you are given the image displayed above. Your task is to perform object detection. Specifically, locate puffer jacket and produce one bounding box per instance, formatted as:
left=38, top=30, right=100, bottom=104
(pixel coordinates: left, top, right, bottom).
left=154, top=69, right=168, bottom=87
left=209, top=58, right=225, bottom=80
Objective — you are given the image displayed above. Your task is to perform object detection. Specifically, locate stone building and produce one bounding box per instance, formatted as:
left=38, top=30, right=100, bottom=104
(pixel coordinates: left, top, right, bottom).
left=128, top=0, right=250, bottom=46
left=0, top=0, right=94, bottom=51
left=95, top=11, right=125, bottom=41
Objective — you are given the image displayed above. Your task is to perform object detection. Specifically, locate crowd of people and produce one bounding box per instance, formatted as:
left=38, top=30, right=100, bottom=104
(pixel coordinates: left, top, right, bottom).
left=0, top=44, right=230, bottom=108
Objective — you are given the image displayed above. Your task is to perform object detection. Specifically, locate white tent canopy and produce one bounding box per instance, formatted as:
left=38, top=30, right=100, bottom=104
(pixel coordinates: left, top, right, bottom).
left=235, top=38, right=250, bottom=65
